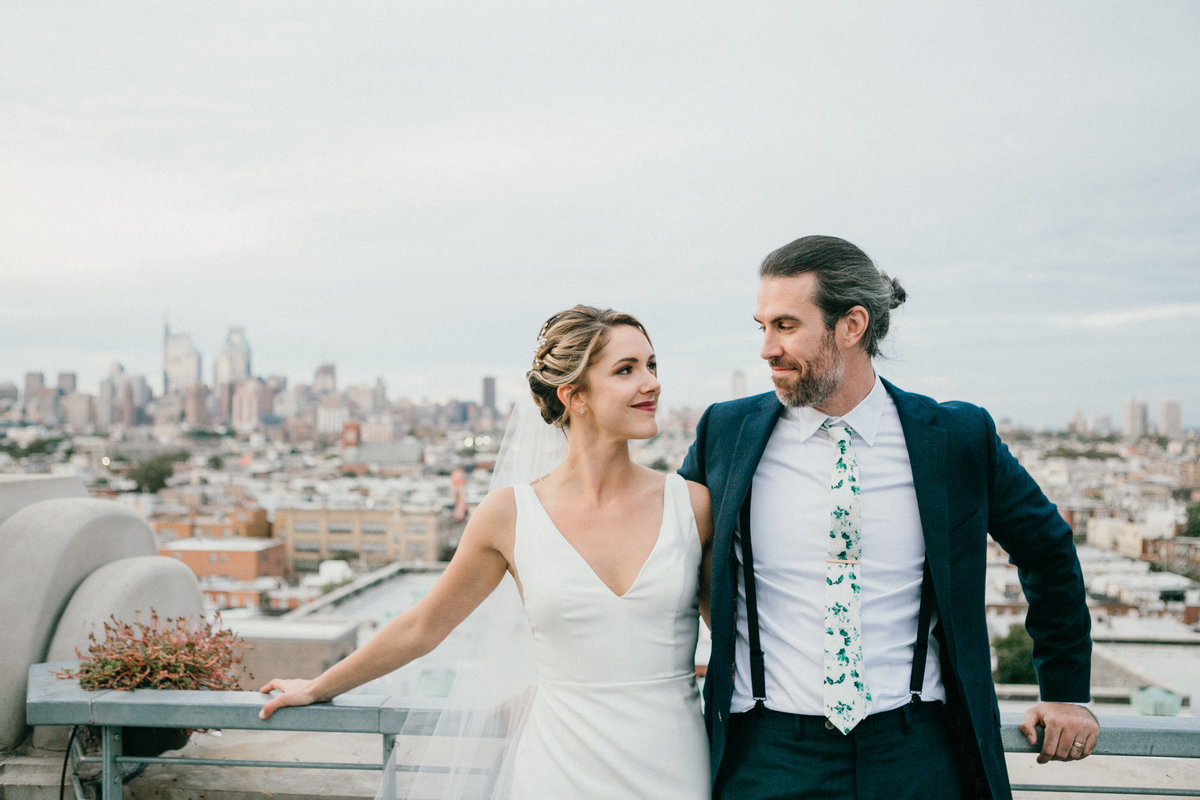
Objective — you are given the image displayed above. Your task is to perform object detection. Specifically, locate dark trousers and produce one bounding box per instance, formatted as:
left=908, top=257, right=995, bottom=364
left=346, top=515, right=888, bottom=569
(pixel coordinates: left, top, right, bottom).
left=713, top=701, right=970, bottom=800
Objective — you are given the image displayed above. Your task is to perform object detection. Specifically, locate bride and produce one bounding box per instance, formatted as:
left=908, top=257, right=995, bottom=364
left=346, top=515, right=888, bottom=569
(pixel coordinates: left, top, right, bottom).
left=259, top=305, right=714, bottom=799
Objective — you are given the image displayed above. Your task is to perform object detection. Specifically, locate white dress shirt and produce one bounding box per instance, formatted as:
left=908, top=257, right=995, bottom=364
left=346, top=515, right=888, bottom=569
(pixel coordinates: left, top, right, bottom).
left=731, top=375, right=946, bottom=715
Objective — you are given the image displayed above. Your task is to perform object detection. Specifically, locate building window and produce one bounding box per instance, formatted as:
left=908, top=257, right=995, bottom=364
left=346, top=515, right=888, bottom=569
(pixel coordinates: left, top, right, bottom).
left=406, top=522, right=429, bottom=535
left=293, top=521, right=320, bottom=533
left=328, top=522, right=354, bottom=534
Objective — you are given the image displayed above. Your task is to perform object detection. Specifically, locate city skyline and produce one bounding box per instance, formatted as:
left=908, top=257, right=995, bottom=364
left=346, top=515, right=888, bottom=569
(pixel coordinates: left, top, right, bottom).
left=2, top=325, right=1189, bottom=436
left=3, top=3, right=1198, bottom=428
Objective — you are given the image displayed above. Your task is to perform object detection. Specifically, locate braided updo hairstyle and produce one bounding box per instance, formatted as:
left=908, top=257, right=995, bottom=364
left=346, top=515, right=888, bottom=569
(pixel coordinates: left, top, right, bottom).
left=527, top=305, right=652, bottom=428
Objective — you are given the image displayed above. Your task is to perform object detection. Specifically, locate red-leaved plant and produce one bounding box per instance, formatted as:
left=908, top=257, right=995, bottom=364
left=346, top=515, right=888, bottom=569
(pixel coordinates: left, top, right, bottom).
left=56, top=610, right=249, bottom=691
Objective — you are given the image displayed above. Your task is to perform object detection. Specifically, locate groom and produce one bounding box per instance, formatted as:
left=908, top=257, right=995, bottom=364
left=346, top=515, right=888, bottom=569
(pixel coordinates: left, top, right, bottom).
left=680, top=235, right=1097, bottom=799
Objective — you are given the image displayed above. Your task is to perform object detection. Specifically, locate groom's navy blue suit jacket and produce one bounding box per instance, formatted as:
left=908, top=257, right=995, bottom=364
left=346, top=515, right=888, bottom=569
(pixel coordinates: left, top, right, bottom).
left=679, top=379, right=1092, bottom=800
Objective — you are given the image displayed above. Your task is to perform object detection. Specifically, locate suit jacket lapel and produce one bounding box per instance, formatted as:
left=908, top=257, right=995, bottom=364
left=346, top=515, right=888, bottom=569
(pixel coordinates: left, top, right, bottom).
left=885, top=381, right=951, bottom=610
left=717, top=394, right=784, bottom=554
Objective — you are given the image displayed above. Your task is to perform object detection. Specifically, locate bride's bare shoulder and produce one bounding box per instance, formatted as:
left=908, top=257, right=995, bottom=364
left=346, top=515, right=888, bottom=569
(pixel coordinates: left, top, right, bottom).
left=473, top=486, right=518, bottom=523
left=458, top=486, right=519, bottom=556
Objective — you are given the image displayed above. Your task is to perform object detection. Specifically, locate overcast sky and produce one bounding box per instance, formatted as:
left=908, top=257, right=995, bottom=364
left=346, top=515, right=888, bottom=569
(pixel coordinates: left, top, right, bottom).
left=3, top=2, right=1198, bottom=430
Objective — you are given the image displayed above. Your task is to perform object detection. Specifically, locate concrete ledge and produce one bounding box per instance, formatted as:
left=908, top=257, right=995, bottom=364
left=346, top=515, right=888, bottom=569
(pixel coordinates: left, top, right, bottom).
left=0, top=474, right=86, bottom=526
left=0, top=498, right=159, bottom=751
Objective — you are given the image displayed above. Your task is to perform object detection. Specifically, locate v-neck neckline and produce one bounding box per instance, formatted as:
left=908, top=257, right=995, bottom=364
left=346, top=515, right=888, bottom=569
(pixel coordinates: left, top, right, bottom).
left=525, top=479, right=670, bottom=599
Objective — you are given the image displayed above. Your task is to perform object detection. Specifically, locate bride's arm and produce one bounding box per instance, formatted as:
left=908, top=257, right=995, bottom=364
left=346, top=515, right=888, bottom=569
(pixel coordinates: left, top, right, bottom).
left=258, top=488, right=517, bottom=720
left=685, top=480, right=714, bottom=630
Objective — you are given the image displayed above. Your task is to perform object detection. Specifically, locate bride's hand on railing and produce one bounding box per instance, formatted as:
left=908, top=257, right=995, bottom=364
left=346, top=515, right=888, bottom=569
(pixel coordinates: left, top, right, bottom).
left=258, top=678, right=326, bottom=720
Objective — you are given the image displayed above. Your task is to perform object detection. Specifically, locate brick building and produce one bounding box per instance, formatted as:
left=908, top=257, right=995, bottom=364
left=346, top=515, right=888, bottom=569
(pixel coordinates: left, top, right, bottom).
left=160, top=537, right=286, bottom=581
left=273, top=504, right=444, bottom=573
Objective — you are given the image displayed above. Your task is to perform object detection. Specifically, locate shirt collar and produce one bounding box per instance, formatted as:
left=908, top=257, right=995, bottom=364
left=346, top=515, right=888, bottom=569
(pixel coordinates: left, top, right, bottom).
left=781, top=373, right=887, bottom=446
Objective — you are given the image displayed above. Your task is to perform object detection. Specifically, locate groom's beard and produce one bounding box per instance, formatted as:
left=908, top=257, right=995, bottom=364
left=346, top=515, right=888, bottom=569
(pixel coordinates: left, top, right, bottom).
left=770, top=329, right=844, bottom=408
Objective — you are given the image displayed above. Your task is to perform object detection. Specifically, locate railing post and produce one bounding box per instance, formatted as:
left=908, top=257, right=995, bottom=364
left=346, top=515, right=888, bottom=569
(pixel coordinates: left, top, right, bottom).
left=101, top=725, right=123, bottom=800
left=382, top=732, right=395, bottom=766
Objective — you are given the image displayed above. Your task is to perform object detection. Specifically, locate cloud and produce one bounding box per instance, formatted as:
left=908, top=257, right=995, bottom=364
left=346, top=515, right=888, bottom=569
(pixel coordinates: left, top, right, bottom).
left=1054, top=303, right=1200, bottom=330
left=2, top=2, right=1199, bottom=427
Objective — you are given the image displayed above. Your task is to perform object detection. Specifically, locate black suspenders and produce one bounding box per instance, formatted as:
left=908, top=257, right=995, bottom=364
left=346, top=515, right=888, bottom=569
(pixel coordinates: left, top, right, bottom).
left=737, top=487, right=935, bottom=715
left=909, top=560, right=935, bottom=704
left=738, top=490, right=768, bottom=715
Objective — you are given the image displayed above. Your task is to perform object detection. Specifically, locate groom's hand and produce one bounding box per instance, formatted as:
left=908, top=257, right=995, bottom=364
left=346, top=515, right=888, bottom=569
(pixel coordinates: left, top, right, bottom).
left=1020, top=702, right=1099, bottom=764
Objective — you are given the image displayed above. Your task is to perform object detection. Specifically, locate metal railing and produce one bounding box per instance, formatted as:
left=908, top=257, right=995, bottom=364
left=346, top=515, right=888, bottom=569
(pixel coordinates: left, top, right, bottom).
left=27, top=663, right=1200, bottom=799
left=998, top=711, right=1199, bottom=797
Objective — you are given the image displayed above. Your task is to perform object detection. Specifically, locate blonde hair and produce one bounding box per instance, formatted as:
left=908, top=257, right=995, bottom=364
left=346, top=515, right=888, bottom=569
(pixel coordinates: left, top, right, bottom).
left=526, top=305, right=651, bottom=427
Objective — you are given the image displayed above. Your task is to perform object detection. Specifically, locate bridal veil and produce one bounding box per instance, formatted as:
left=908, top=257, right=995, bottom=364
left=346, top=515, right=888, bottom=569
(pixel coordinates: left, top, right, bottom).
left=375, top=398, right=561, bottom=799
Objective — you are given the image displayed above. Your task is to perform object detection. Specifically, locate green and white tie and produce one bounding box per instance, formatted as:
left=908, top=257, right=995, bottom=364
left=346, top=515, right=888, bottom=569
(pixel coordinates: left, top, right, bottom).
left=822, top=420, right=870, bottom=734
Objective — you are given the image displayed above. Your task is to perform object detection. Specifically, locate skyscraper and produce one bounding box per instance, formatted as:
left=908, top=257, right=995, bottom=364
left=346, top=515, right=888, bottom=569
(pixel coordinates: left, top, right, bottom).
left=231, top=378, right=271, bottom=434
left=163, top=323, right=202, bottom=395
left=60, top=392, right=93, bottom=429
left=482, top=376, right=497, bottom=411
left=184, top=382, right=211, bottom=426
left=21, top=372, right=54, bottom=423
left=96, top=363, right=125, bottom=428
left=22, top=372, right=44, bottom=413
left=1122, top=397, right=1148, bottom=440
left=214, top=327, right=252, bottom=387
left=314, top=363, right=337, bottom=395
left=1160, top=398, right=1183, bottom=440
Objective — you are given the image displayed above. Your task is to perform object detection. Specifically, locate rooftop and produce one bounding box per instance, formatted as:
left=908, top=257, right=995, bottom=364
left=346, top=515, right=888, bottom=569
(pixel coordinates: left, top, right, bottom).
left=162, top=538, right=284, bottom=552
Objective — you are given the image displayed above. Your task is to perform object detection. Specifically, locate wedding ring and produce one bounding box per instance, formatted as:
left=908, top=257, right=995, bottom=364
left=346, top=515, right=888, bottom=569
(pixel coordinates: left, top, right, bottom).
left=1070, top=741, right=1084, bottom=750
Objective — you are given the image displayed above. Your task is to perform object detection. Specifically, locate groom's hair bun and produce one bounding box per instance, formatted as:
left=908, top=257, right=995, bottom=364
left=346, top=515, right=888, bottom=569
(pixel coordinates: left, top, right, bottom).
left=526, top=305, right=651, bottom=428
left=760, top=234, right=906, bottom=358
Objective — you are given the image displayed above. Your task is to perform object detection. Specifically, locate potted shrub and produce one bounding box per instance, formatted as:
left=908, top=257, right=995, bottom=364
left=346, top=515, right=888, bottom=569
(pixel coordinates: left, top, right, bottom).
left=56, top=610, right=248, bottom=757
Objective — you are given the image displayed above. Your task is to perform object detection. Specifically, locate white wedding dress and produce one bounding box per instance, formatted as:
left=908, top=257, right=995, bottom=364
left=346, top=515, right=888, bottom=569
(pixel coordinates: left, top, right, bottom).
left=508, top=473, right=710, bottom=799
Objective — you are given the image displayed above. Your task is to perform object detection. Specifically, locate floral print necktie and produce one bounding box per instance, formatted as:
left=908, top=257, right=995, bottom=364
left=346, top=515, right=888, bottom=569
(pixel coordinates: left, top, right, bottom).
left=822, top=420, right=871, bottom=734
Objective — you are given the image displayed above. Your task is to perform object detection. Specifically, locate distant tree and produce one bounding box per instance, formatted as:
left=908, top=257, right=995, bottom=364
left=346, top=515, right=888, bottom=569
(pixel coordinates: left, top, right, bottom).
left=650, top=457, right=670, bottom=472
left=992, top=625, right=1037, bottom=684
left=126, top=451, right=189, bottom=494
left=0, top=436, right=63, bottom=459
left=1184, top=503, right=1200, bottom=538
left=1044, top=447, right=1116, bottom=461
left=1000, top=430, right=1033, bottom=445
left=207, top=455, right=224, bottom=470
left=29, top=437, right=63, bottom=456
